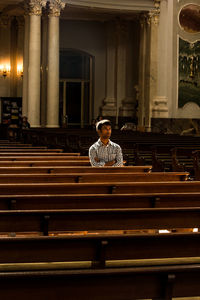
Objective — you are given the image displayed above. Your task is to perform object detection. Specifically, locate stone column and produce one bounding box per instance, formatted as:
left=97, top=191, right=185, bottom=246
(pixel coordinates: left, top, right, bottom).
left=138, top=14, right=147, bottom=128
left=41, top=12, right=48, bottom=127
left=16, top=16, right=24, bottom=98
left=119, top=21, right=138, bottom=118
left=152, top=0, right=168, bottom=118
left=46, top=0, right=65, bottom=128
left=101, top=21, right=117, bottom=117
left=22, top=12, right=29, bottom=117
left=138, top=7, right=159, bottom=131
left=27, top=0, right=47, bottom=127
left=115, top=20, right=127, bottom=128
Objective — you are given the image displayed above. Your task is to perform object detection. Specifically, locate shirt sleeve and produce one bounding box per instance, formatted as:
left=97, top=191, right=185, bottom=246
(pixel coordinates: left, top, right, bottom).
left=112, top=145, right=123, bottom=167
left=89, top=146, right=105, bottom=167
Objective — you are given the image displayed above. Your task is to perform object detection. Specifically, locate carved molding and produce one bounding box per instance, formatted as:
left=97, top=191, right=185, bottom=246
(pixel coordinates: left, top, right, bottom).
left=0, top=15, right=11, bottom=27
left=64, top=0, right=155, bottom=12
left=48, top=0, right=66, bottom=17
left=25, top=0, right=47, bottom=16
left=148, top=0, right=160, bottom=25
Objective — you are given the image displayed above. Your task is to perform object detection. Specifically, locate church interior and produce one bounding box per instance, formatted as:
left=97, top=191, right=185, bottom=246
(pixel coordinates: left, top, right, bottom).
left=1, top=0, right=200, bottom=299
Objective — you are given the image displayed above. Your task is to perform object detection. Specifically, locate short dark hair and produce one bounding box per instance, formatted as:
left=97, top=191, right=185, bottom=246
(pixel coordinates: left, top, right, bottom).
left=96, top=119, right=111, bottom=131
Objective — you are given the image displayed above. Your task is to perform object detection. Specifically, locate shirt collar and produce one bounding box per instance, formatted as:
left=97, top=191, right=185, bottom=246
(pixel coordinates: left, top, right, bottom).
left=97, top=138, right=112, bottom=146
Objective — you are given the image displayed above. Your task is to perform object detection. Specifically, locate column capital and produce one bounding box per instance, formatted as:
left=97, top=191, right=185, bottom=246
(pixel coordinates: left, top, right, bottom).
left=48, top=0, right=65, bottom=17
left=147, top=0, right=160, bottom=25
left=25, top=0, right=47, bottom=16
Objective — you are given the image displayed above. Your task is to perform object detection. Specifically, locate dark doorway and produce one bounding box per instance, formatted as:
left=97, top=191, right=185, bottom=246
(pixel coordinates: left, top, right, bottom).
left=59, top=49, right=93, bottom=128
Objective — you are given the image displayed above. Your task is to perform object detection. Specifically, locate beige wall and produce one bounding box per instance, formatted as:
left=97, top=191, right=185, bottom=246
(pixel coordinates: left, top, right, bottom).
left=0, top=17, right=23, bottom=98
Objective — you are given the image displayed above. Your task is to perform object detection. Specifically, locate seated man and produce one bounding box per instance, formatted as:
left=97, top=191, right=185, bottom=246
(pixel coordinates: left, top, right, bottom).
left=89, top=119, right=123, bottom=167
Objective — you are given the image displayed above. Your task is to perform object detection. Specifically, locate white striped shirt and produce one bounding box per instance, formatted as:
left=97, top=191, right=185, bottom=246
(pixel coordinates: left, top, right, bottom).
left=89, top=139, right=123, bottom=167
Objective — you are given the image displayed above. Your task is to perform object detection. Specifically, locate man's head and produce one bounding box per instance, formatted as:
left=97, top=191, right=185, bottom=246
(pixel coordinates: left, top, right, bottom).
left=96, top=119, right=112, bottom=139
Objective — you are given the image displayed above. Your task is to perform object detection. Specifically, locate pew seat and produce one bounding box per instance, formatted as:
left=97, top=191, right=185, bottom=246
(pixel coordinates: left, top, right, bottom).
left=0, top=232, right=199, bottom=265
left=0, top=192, right=200, bottom=210
left=0, top=152, right=80, bottom=156
left=0, top=166, right=152, bottom=174
left=0, top=207, right=199, bottom=235
left=0, top=172, right=189, bottom=184
left=0, top=181, right=199, bottom=195
left=0, top=161, right=91, bottom=166
left=0, top=264, right=200, bottom=300
left=0, top=156, right=89, bottom=161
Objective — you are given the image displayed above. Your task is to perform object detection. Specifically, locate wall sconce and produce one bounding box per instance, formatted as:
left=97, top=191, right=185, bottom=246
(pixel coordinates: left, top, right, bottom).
left=17, top=64, right=23, bottom=78
left=0, top=64, right=11, bottom=78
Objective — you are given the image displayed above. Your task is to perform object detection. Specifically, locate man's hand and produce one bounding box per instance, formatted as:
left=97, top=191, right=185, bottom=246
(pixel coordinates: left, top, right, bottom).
left=105, top=160, right=116, bottom=166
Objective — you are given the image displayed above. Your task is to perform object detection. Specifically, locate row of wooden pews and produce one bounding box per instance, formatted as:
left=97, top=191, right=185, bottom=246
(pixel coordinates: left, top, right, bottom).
left=0, top=141, right=200, bottom=299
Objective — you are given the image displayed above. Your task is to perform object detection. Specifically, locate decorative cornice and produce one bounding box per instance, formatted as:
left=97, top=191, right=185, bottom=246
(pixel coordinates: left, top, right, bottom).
left=48, top=0, right=66, bottom=17
left=25, top=0, right=47, bottom=16
left=63, top=0, right=155, bottom=12
left=0, top=15, right=11, bottom=27
left=146, top=0, right=160, bottom=25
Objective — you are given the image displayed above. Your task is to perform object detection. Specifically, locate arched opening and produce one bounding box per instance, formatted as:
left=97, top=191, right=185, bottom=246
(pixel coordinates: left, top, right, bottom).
left=59, top=49, right=94, bottom=128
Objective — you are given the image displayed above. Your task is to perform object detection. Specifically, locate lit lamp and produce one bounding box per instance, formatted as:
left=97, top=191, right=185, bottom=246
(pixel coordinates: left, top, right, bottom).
left=0, top=64, right=11, bottom=78
left=17, top=64, right=23, bottom=78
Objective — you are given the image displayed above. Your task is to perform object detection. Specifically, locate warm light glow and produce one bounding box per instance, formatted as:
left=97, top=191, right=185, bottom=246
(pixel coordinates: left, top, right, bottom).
left=17, top=64, right=23, bottom=76
left=158, top=230, right=170, bottom=234
left=5, top=65, right=11, bottom=72
left=0, top=63, right=11, bottom=78
left=193, top=228, right=199, bottom=232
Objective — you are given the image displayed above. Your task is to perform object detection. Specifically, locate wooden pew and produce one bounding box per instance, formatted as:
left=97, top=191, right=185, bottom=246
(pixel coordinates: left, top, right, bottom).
left=0, top=232, right=199, bottom=265
left=0, top=192, right=200, bottom=210
left=0, top=146, right=47, bottom=149
left=0, top=166, right=152, bottom=174
left=0, top=181, right=199, bottom=195
left=0, top=161, right=91, bottom=166
left=0, top=156, right=89, bottom=161
left=0, top=264, right=200, bottom=300
left=0, top=149, right=64, bottom=152
left=0, top=152, right=80, bottom=156
left=0, top=172, right=189, bottom=184
left=0, top=207, right=199, bottom=234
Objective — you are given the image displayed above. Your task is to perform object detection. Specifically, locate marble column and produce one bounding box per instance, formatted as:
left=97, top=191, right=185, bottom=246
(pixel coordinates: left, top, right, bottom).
left=16, top=16, right=24, bottom=98
left=152, top=0, right=168, bottom=118
left=115, top=20, right=127, bottom=128
left=27, top=0, right=47, bottom=127
left=119, top=21, right=138, bottom=118
left=138, top=9, right=159, bottom=131
left=101, top=21, right=117, bottom=117
left=46, top=0, right=65, bottom=128
left=22, top=12, right=29, bottom=117
left=138, top=14, right=147, bottom=128
left=41, top=12, right=48, bottom=127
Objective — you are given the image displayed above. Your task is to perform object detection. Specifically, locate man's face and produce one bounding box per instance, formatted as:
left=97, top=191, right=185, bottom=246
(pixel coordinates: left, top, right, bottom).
left=99, top=125, right=112, bottom=139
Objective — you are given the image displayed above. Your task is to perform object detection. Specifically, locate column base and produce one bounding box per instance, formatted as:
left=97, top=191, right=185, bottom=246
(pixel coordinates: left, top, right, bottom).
left=30, top=125, right=42, bottom=128
left=45, top=125, right=60, bottom=128
left=101, top=97, right=117, bottom=117
left=152, top=96, right=168, bottom=118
